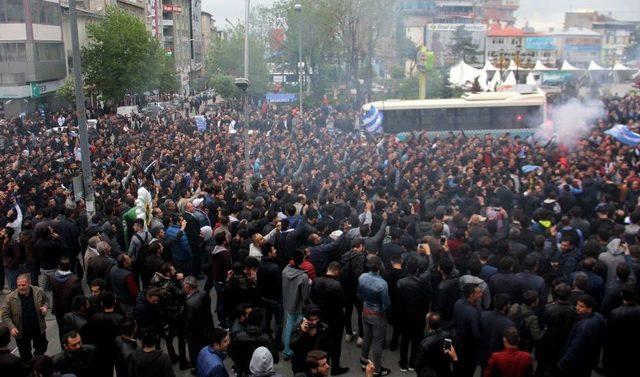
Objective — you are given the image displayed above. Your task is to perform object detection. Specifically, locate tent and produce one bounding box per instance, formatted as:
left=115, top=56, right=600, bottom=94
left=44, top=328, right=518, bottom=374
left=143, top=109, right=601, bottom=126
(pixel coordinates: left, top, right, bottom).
left=477, top=69, right=489, bottom=91
left=488, top=70, right=502, bottom=90
left=526, top=72, right=537, bottom=85
left=449, top=60, right=482, bottom=86
left=588, top=60, right=607, bottom=70
left=613, top=62, right=634, bottom=71
left=560, top=61, right=581, bottom=71
left=482, top=60, right=498, bottom=71
left=504, top=71, right=517, bottom=86
left=507, top=60, right=522, bottom=71
left=532, top=60, right=553, bottom=71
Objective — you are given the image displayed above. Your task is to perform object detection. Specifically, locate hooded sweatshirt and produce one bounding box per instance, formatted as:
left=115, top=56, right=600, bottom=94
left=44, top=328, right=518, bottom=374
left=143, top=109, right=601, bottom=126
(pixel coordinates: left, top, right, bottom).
left=250, top=346, right=283, bottom=377
left=129, top=349, right=175, bottom=377
left=599, top=239, right=630, bottom=285
left=282, top=265, right=310, bottom=314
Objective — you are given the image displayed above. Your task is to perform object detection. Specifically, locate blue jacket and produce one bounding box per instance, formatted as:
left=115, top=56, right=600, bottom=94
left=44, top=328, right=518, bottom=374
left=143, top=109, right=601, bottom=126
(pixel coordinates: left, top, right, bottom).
left=357, top=272, right=390, bottom=313
left=165, top=225, right=192, bottom=262
left=197, top=347, right=229, bottom=377
left=559, top=312, right=605, bottom=377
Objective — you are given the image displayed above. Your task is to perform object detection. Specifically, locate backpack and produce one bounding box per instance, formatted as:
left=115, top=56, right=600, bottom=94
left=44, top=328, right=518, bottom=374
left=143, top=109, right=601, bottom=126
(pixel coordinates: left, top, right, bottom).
left=131, top=232, right=151, bottom=270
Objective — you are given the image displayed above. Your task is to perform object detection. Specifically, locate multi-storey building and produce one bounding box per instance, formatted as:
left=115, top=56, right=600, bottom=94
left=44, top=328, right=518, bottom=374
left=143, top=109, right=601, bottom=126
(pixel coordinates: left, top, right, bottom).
left=0, top=0, right=67, bottom=117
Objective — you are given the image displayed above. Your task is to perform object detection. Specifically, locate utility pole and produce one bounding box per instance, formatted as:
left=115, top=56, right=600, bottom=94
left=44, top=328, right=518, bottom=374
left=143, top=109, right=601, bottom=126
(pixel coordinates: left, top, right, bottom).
left=243, top=0, right=251, bottom=193
left=69, top=0, right=95, bottom=221
left=295, top=4, right=303, bottom=114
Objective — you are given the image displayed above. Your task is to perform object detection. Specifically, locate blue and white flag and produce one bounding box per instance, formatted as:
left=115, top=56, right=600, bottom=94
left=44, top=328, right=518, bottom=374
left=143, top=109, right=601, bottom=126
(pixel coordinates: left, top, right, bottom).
left=605, top=124, right=640, bottom=146
left=362, top=105, right=383, bottom=134
left=521, top=165, right=541, bottom=174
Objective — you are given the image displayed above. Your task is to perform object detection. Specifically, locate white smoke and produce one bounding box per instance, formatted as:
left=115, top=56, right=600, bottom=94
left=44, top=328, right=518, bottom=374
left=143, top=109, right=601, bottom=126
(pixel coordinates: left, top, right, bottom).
left=535, top=98, right=604, bottom=148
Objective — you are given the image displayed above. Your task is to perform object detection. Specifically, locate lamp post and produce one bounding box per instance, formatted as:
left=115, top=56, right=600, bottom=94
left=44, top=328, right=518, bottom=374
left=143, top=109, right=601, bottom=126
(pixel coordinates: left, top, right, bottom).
left=69, top=0, right=95, bottom=221
left=294, top=3, right=303, bottom=115
left=240, top=0, right=251, bottom=193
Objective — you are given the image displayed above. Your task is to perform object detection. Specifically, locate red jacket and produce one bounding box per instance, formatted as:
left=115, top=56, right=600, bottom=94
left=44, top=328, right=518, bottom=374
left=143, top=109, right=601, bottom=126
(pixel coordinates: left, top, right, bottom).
left=484, top=348, right=533, bottom=377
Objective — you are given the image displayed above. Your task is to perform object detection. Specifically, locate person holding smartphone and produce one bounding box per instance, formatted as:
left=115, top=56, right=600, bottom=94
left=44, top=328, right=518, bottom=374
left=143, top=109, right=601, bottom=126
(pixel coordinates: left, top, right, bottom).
left=414, top=312, right=457, bottom=377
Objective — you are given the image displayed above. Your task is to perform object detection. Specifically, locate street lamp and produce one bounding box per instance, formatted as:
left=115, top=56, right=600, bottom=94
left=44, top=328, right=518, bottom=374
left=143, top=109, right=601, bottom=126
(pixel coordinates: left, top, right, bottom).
left=241, top=0, right=251, bottom=193
left=295, top=3, right=303, bottom=115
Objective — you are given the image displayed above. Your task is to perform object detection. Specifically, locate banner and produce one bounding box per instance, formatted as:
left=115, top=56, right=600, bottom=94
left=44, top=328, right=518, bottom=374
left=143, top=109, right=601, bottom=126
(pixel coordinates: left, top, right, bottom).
left=605, top=125, right=640, bottom=146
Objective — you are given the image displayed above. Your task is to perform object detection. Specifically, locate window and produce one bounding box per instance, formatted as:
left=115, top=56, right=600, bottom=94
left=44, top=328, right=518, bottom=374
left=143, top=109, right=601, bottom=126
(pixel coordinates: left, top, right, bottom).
left=36, top=42, right=64, bottom=62
left=0, top=72, right=25, bottom=85
left=0, top=43, right=27, bottom=63
left=30, top=0, right=61, bottom=26
left=0, top=0, right=25, bottom=22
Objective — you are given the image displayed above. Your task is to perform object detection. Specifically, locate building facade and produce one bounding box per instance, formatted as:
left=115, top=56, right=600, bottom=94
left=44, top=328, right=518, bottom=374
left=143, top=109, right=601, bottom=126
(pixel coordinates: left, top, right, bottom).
left=485, top=23, right=523, bottom=67
left=548, top=27, right=602, bottom=67
left=0, top=0, right=67, bottom=117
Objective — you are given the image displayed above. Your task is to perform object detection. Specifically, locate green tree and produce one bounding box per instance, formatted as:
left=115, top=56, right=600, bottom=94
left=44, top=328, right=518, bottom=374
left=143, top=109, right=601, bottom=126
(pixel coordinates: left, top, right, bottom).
left=209, top=74, right=241, bottom=100
left=55, top=78, right=76, bottom=104
left=158, top=54, right=180, bottom=93
left=450, top=25, right=481, bottom=64
left=82, top=6, right=167, bottom=104
left=205, top=24, right=270, bottom=97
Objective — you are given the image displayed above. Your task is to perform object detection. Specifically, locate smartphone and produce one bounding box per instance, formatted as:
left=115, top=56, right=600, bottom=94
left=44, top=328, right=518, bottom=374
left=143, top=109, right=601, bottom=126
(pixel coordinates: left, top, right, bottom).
left=444, top=338, right=452, bottom=351
left=440, top=236, right=447, bottom=246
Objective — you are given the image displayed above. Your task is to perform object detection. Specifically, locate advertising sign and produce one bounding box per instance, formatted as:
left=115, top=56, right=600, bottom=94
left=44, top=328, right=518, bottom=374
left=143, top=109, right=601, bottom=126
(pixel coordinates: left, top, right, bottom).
left=524, top=37, right=557, bottom=50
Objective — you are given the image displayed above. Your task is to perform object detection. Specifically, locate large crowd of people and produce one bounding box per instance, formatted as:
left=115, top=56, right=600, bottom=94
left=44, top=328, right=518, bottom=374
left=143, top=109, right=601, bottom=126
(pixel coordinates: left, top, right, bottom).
left=0, top=92, right=640, bottom=377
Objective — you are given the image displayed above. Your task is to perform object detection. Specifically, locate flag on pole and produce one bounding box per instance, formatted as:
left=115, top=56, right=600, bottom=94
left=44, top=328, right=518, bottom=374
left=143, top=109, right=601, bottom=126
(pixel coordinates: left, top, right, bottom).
left=362, top=105, right=384, bottom=134
left=605, top=124, right=640, bottom=146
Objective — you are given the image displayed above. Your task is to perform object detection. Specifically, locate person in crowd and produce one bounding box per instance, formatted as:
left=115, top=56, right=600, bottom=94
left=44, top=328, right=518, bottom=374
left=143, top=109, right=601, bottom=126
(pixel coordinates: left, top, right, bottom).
left=198, top=328, right=231, bottom=377
left=414, top=312, right=457, bottom=377
left=290, top=304, right=330, bottom=374
left=453, top=283, right=483, bottom=377
left=1, top=273, right=49, bottom=361
left=1, top=226, right=21, bottom=290
left=310, top=261, right=349, bottom=375
left=558, top=294, right=605, bottom=377
left=257, top=241, right=284, bottom=349
left=282, top=248, right=311, bottom=360
left=0, top=324, right=32, bottom=376
left=52, top=330, right=98, bottom=377
left=249, top=346, right=284, bottom=377
left=358, top=254, right=391, bottom=376
left=230, top=308, right=279, bottom=377
left=86, top=291, right=123, bottom=377
left=483, top=327, right=533, bottom=377
left=129, top=328, right=176, bottom=377
left=341, top=238, right=366, bottom=345
left=110, top=253, right=139, bottom=314
left=48, top=257, right=83, bottom=344
left=183, top=275, right=215, bottom=373
left=114, top=317, right=138, bottom=377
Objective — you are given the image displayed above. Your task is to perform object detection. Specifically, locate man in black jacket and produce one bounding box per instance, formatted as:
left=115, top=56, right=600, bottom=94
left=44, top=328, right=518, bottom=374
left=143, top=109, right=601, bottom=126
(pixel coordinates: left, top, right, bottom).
left=290, top=305, right=331, bottom=374
left=86, top=291, right=123, bottom=377
left=310, top=261, right=349, bottom=375
left=183, top=203, right=203, bottom=278
left=397, top=256, right=432, bottom=372
left=453, top=283, right=482, bottom=377
left=0, top=324, right=31, bottom=377
left=414, top=313, right=456, bottom=377
left=478, top=293, right=514, bottom=369
left=257, top=241, right=284, bottom=348
left=114, top=317, right=138, bottom=377
left=183, top=275, right=215, bottom=372
left=604, top=285, right=640, bottom=376
left=538, top=283, right=576, bottom=376
left=49, top=257, right=83, bottom=344
left=229, top=308, right=279, bottom=377
left=52, top=330, right=98, bottom=377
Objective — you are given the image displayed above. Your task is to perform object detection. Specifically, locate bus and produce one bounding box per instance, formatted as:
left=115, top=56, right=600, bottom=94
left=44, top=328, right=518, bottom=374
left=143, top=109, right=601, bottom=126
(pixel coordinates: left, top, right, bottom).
left=362, top=87, right=547, bottom=135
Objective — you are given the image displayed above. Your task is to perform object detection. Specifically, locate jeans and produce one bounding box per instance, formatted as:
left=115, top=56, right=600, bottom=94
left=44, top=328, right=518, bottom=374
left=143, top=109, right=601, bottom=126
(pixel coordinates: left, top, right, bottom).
left=283, top=312, right=303, bottom=357
left=39, top=268, right=55, bottom=291
left=263, top=298, right=284, bottom=345
left=345, top=291, right=364, bottom=336
left=17, top=332, right=48, bottom=362
left=361, top=313, right=387, bottom=373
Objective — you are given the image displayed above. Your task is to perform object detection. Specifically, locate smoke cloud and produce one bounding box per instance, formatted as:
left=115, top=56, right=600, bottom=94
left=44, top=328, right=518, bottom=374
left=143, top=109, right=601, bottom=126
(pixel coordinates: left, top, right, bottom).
left=535, top=98, right=604, bottom=148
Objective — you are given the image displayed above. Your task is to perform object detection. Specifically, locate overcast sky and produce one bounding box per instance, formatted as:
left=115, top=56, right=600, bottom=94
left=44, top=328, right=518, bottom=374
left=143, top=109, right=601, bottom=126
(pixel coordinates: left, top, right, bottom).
left=203, top=0, right=640, bottom=32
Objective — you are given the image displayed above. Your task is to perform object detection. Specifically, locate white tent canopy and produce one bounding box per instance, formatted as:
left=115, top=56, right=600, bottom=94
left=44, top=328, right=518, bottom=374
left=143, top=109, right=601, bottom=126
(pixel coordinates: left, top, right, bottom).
left=449, top=60, right=482, bottom=86
left=532, top=60, right=553, bottom=71
left=560, top=61, right=581, bottom=71
left=482, top=60, right=498, bottom=71
left=504, top=71, right=517, bottom=86
left=507, top=60, right=522, bottom=71
left=477, top=69, right=489, bottom=91
left=613, top=62, right=634, bottom=71
left=488, top=70, right=502, bottom=89
left=526, top=72, right=537, bottom=85
left=588, top=60, right=607, bottom=70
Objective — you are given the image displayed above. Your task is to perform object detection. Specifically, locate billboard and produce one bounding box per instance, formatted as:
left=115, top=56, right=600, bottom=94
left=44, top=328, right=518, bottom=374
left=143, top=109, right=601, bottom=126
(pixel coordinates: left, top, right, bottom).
left=564, top=37, right=601, bottom=51
left=524, top=37, right=557, bottom=51
left=425, top=24, right=486, bottom=67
